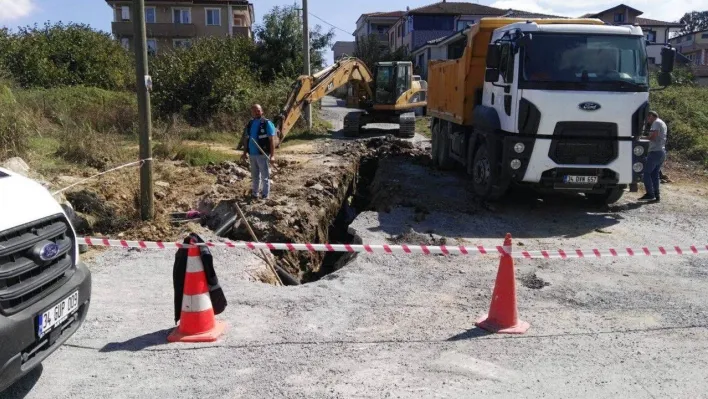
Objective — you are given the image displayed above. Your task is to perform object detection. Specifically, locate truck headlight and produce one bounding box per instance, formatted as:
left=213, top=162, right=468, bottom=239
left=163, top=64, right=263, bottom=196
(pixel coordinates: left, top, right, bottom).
left=514, top=143, right=525, bottom=154
left=633, top=145, right=645, bottom=157
left=510, top=159, right=522, bottom=170
left=633, top=162, right=644, bottom=173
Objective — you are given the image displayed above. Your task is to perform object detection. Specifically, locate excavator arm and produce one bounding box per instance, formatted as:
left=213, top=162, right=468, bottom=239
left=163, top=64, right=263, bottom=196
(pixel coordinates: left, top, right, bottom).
left=274, top=57, right=374, bottom=141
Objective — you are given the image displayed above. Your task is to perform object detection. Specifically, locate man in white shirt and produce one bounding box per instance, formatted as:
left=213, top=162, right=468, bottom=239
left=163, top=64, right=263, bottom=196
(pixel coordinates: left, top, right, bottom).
left=640, top=111, right=667, bottom=203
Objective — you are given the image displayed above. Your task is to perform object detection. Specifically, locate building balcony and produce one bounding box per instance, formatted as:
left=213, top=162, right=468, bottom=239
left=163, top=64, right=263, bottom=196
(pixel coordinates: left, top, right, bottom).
left=232, top=26, right=252, bottom=38
left=112, top=22, right=197, bottom=38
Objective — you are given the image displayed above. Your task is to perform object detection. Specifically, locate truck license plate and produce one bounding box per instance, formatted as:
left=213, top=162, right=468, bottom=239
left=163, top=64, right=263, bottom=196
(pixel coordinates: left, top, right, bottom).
left=37, top=291, right=79, bottom=338
left=564, top=175, right=598, bottom=184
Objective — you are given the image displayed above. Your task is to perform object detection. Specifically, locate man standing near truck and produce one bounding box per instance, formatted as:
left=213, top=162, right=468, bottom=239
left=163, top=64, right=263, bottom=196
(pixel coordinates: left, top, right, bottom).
left=240, top=104, right=276, bottom=199
left=640, top=111, right=667, bottom=203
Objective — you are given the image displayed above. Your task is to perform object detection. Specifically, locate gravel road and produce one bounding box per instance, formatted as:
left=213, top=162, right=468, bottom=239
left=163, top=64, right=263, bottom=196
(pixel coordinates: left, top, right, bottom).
left=6, top=97, right=708, bottom=399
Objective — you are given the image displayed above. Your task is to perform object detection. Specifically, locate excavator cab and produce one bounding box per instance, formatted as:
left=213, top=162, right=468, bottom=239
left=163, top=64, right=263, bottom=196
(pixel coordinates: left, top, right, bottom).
left=373, top=61, right=413, bottom=105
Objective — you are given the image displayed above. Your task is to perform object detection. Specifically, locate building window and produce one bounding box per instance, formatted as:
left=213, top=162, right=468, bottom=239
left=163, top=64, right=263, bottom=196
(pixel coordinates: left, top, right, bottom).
left=145, top=7, right=156, bottom=23
left=121, top=6, right=130, bottom=21
left=147, top=39, right=157, bottom=56
left=206, top=8, right=221, bottom=26
left=173, top=8, right=191, bottom=24
left=121, top=38, right=130, bottom=51
left=173, top=39, right=192, bottom=49
left=614, top=13, right=624, bottom=23
left=702, top=33, right=708, bottom=39
left=233, top=16, right=244, bottom=27
left=456, top=20, right=472, bottom=31
left=646, top=31, right=656, bottom=43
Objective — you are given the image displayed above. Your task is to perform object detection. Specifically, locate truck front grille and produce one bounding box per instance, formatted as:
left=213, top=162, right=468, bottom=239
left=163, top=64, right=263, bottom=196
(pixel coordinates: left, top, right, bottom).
left=0, top=215, right=76, bottom=315
left=549, top=122, right=619, bottom=165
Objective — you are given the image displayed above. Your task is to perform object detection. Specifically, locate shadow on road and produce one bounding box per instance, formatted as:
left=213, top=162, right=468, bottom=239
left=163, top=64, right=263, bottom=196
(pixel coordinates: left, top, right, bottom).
left=2, top=365, right=43, bottom=399
left=447, top=327, right=493, bottom=341
left=99, top=328, right=172, bottom=352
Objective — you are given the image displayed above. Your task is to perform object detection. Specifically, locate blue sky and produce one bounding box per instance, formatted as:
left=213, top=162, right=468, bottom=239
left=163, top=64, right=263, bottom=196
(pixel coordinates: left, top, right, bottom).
left=1, top=0, right=706, bottom=62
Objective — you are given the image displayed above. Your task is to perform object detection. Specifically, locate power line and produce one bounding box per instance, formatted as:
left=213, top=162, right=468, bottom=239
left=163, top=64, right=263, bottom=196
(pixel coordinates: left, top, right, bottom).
left=308, top=12, right=354, bottom=36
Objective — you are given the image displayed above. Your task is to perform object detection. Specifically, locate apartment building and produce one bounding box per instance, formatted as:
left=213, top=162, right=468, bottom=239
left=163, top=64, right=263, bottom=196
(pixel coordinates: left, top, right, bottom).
left=669, top=29, right=708, bottom=85
left=580, top=4, right=684, bottom=65
left=106, top=0, right=254, bottom=54
left=389, top=2, right=507, bottom=53
left=354, top=11, right=405, bottom=51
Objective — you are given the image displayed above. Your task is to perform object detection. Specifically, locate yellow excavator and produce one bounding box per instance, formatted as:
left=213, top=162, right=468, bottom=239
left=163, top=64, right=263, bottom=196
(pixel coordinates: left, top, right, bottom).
left=274, top=57, right=427, bottom=141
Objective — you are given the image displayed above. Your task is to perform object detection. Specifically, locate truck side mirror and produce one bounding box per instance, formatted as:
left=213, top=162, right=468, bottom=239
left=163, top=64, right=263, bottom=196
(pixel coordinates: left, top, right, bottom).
left=485, top=68, right=500, bottom=83
left=486, top=44, right=501, bottom=69
left=657, top=72, right=672, bottom=87
left=661, top=47, right=675, bottom=73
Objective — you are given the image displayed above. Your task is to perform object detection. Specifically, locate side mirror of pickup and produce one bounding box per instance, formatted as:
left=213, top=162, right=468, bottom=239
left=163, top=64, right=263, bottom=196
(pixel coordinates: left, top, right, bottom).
left=485, top=68, right=500, bottom=83
left=486, top=44, right=501, bottom=69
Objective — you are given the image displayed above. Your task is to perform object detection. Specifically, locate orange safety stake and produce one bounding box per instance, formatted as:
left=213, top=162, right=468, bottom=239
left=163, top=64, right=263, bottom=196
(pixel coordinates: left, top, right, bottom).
left=168, top=245, right=226, bottom=343
left=475, top=233, right=530, bottom=334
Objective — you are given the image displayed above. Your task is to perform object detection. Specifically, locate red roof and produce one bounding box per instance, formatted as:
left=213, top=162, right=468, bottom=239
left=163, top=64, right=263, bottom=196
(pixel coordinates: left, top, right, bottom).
left=635, top=17, right=684, bottom=27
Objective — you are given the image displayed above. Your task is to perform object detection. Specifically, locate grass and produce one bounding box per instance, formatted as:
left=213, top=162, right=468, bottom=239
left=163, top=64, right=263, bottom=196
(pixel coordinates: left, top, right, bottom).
left=173, top=146, right=235, bottom=166
left=416, top=116, right=432, bottom=138
left=280, top=116, right=334, bottom=147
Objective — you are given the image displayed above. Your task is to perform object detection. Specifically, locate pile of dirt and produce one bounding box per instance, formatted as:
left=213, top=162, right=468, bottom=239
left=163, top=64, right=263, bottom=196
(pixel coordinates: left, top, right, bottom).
left=520, top=272, right=551, bottom=290
left=388, top=228, right=447, bottom=246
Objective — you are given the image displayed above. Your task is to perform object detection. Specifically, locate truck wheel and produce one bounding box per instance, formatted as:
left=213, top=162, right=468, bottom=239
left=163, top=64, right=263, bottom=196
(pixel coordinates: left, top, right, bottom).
left=431, top=122, right=441, bottom=166
left=472, top=143, right=507, bottom=200
left=586, top=186, right=625, bottom=205
left=438, top=123, right=455, bottom=170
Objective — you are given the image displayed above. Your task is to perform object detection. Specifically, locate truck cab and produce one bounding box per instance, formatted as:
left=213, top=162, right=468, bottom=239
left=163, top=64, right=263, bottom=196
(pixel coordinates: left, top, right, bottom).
left=0, top=167, right=92, bottom=392
left=428, top=18, right=675, bottom=204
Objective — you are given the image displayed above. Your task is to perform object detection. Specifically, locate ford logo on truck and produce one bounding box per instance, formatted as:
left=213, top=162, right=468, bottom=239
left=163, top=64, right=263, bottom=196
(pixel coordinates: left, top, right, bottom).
left=39, top=242, right=60, bottom=261
left=579, top=102, right=601, bottom=111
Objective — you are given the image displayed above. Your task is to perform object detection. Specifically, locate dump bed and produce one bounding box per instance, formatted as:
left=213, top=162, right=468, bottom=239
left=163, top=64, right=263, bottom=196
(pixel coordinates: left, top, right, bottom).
left=427, top=18, right=604, bottom=126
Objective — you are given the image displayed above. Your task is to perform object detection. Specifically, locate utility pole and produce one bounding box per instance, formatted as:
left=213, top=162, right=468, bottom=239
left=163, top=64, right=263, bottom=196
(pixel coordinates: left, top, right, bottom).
left=302, top=0, right=312, bottom=130
left=133, top=0, right=154, bottom=220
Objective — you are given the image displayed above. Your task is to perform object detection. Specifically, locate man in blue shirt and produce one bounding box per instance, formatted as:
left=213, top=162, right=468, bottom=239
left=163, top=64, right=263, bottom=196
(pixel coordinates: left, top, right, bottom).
left=240, top=104, right=277, bottom=199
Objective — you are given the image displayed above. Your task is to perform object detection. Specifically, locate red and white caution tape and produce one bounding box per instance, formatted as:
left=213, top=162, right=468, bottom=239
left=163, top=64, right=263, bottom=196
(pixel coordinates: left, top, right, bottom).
left=79, top=237, right=708, bottom=259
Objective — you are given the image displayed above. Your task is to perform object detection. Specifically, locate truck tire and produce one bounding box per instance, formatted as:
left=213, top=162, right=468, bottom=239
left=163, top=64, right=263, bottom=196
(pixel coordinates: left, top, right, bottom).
left=343, top=112, right=361, bottom=137
left=431, top=122, right=441, bottom=166
left=586, top=186, right=625, bottom=205
left=471, top=143, right=506, bottom=200
left=438, top=123, right=455, bottom=170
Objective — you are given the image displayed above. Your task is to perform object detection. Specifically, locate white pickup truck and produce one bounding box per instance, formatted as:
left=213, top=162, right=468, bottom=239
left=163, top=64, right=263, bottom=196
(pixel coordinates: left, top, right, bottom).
left=0, top=166, right=91, bottom=392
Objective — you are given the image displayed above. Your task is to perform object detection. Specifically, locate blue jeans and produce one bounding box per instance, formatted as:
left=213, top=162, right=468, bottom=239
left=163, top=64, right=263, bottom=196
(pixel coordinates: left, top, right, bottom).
left=249, top=154, right=271, bottom=197
left=643, top=150, right=666, bottom=197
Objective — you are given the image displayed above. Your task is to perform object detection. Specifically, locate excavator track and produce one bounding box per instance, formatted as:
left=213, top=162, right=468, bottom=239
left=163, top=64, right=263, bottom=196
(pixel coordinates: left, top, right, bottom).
left=397, top=112, right=416, bottom=138
left=343, top=112, right=362, bottom=137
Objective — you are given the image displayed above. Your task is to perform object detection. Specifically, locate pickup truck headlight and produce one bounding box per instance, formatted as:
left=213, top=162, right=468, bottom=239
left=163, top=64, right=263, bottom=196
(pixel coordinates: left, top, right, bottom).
left=633, top=162, right=644, bottom=173
left=514, top=143, right=525, bottom=154
left=633, top=145, right=645, bottom=157
left=510, top=159, right=522, bottom=170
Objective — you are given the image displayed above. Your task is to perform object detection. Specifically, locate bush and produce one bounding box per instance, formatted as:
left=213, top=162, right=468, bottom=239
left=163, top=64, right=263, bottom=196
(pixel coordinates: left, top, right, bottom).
left=0, top=22, right=133, bottom=90
left=15, top=86, right=137, bottom=134
left=0, top=83, right=35, bottom=160
left=54, top=123, right=132, bottom=169
left=650, top=84, right=708, bottom=166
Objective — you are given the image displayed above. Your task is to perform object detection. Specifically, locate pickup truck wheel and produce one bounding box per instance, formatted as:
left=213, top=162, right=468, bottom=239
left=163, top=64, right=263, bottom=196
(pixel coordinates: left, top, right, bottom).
left=438, top=123, right=455, bottom=170
left=431, top=123, right=441, bottom=166
left=586, top=186, right=625, bottom=205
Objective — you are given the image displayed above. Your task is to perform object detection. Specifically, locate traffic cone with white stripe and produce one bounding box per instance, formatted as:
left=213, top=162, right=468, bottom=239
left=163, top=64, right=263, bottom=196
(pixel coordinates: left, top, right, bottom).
left=168, top=245, right=226, bottom=343
left=475, top=233, right=530, bottom=334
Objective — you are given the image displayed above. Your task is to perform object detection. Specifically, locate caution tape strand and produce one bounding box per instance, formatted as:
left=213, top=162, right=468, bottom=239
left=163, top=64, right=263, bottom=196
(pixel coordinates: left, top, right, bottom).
left=78, top=237, right=708, bottom=259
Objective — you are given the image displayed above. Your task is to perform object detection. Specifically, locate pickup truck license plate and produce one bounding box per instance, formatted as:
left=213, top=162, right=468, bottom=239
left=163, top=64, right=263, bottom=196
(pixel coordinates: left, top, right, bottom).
left=564, top=175, right=598, bottom=184
left=38, top=291, right=79, bottom=338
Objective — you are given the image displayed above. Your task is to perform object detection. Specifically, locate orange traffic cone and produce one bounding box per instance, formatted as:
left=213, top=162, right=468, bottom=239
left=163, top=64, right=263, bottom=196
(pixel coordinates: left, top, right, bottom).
left=475, top=233, right=530, bottom=334
left=168, top=244, right=226, bottom=343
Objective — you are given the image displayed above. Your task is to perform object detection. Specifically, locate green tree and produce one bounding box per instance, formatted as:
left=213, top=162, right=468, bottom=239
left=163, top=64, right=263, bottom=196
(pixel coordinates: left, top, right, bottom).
left=0, top=22, right=133, bottom=89
left=677, top=11, right=708, bottom=35
left=150, top=36, right=258, bottom=123
left=254, top=4, right=335, bottom=81
left=354, top=33, right=412, bottom=68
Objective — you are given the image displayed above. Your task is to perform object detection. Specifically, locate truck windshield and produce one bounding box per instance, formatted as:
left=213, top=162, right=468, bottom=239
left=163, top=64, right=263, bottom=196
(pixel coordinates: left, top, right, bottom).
left=522, top=34, right=648, bottom=90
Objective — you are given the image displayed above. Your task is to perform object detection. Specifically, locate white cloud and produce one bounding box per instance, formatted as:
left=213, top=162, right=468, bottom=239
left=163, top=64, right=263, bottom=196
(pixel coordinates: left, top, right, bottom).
left=0, top=0, right=35, bottom=22
left=489, top=0, right=708, bottom=21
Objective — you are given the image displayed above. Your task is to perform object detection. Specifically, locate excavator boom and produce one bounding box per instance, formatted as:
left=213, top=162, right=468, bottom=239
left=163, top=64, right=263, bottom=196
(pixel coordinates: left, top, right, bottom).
left=274, top=57, right=374, bottom=141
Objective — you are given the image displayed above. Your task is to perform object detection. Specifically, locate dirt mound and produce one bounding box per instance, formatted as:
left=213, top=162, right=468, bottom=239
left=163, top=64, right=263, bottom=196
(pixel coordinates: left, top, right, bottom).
left=388, top=228, right=447, bottom=246
left=520, top=272, right=551, bottom=290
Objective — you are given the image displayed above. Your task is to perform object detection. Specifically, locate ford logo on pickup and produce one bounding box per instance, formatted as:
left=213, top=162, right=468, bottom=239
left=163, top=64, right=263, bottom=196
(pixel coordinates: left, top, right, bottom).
left=39, top=242, right=60, bottom=261
left=579, top=102, right=601, bottom=111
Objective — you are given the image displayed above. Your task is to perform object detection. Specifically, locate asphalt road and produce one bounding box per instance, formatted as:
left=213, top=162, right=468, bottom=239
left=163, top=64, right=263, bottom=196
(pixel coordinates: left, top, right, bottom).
left=6, top=98, right=708, bottom=399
